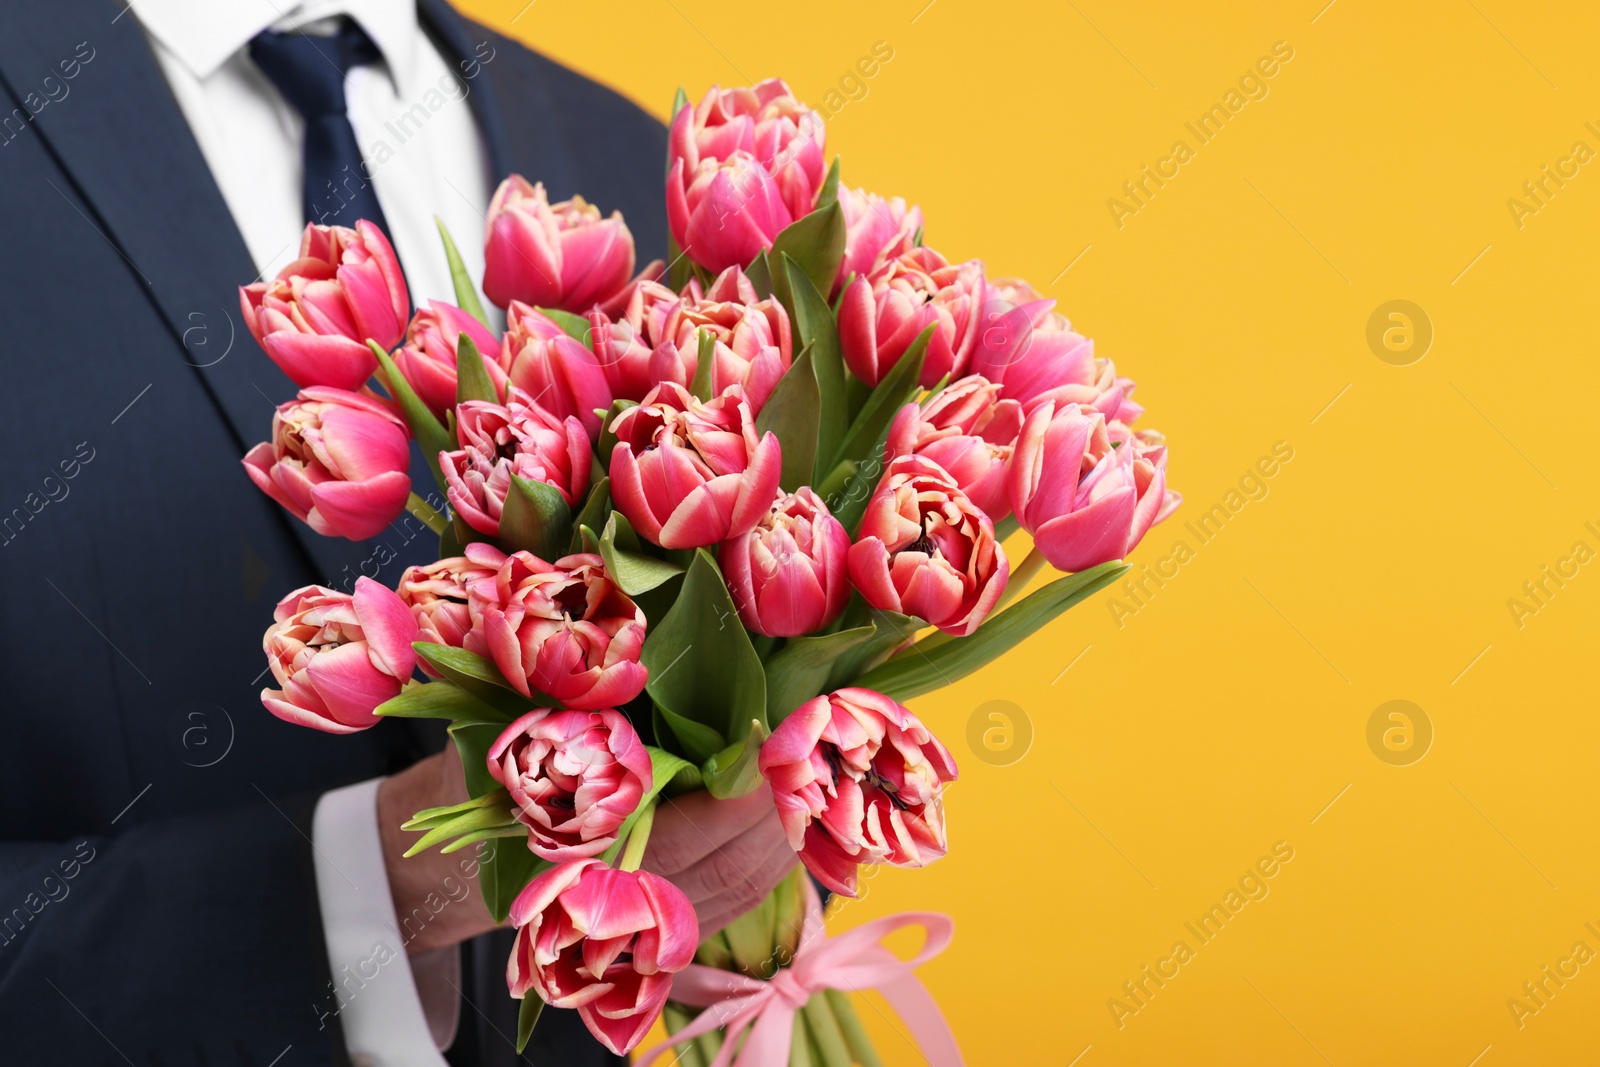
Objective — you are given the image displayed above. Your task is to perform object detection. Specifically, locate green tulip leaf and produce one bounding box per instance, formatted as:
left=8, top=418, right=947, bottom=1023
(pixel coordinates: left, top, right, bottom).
left=569, top=477, right=612, bottom=554
left=755, top=343, right=819, bottom=493
left=413, top=642, right=538, bottom=719
left=596, top=399, right=637, bottom=468
left=476, top=830, right=546, bottom=925
left=515, top=992, right=545, bottom=1054
left=817, top=156, right=842, bottom=211
left=402, top=790, right=507, bottom=830
left=833, top=323, right=931, bottom=471
left=435, top=217, right=489, bottom=328
left=642, top=550, right=767, bottom=758
left=827, top=328, right=933, bottom=534
left=498, top=475, right=572, bottom=562
left=769, top=199, right=845, bottom=312
left=374, top=680, right=504, bottom=723
left=533, top=305, right=593, bottom=345
left=599, top=510, right=683, bottom=596
left=703, top=719, right=770, bottom=799
left=744, top=250, right=774, bottom=299
left=402, top=798, right=519, bottom=858
left=762, top=624, right=878, bottom=725
left=447, top=719, right=510, bottom=800
left=437, top=519, right=464, bottom=559
left=853, top=561, right=1130, bottom=701
left=455, top=333, right=500, bottom=406
left=690, top=327, right=717, bottom=402
left=667, top=233, right=694, bottom=292
left=443, top=723, right=549, bottom=924
left=825, top=608, right=923, bottom=690
left=779, top=255, right=848, bottom=483
left=654, top=701, right=732, bottom=765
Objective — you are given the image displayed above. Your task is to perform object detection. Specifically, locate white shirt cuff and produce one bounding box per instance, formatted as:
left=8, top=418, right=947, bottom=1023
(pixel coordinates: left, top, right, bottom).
left=312, top=778, right=455, bottom=1066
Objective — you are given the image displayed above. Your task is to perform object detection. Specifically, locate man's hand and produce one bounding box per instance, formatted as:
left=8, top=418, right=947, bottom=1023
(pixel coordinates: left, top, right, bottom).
left=644, top=784, right=798, bottom=937
left=378, top=750, right=798, bottom=953
left=377, top=745, right=495, bottom=955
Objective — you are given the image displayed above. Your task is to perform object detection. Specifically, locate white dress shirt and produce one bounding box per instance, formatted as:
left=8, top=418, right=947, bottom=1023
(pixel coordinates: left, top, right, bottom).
left=131, top=0, right=492, bottom=303
left=129, top=1, right=495, bottom=1062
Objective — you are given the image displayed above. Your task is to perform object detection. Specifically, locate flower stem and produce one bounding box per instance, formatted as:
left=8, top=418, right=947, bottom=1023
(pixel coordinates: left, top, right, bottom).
left=802, top=994, right=853, bottom=1067
left=824, top=990, right=884, bottom=1067
left=406, top=492, right=448, bottom=535
left=994, top=545, right=1047, bottom=612
left=618, top=801, right=656, bottom=872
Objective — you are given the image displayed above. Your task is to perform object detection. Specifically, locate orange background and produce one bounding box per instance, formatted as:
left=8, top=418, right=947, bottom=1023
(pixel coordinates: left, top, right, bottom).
left=463, top=1, right=1600, bottom=1062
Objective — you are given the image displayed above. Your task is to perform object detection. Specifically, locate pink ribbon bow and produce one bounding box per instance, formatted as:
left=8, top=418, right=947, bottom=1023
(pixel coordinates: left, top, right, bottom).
left=635, top=879, right=963, bottom=1066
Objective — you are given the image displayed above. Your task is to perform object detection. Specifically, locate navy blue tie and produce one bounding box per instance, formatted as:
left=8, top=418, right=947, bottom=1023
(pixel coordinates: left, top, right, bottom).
left=249, top=20, right=392, bottom=236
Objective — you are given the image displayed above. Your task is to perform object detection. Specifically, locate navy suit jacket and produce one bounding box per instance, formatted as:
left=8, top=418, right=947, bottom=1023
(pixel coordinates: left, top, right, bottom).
left=0, top=2, right=665, bottom=1063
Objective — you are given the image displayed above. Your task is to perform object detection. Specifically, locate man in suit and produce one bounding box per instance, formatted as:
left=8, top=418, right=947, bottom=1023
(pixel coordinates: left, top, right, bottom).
left=0, top=2, right=794, bottom=1063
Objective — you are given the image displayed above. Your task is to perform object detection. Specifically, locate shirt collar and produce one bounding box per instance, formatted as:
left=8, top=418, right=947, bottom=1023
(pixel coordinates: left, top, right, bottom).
left=129, top=0, right=419, bottom=90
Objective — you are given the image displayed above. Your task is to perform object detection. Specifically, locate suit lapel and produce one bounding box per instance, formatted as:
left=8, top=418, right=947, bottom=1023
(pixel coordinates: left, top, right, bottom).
left=0, top=0, right=409, bottom=586
left=0, top=0, right=286, bottom=453
left=0, top=0, right=587, bottom=591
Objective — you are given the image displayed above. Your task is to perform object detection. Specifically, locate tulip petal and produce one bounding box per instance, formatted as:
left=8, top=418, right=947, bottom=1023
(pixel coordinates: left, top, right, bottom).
left=302, top=640, right=397, bottom=729
left=352, top=577, right=420, bottom=681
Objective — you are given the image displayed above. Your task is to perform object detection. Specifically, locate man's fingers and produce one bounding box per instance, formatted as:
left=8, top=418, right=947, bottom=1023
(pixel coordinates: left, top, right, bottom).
left=643, top=785, right=778, bottom=875
left=695, top=844, right=801, bottom=937
left=666, top=813, right=793, bottom=908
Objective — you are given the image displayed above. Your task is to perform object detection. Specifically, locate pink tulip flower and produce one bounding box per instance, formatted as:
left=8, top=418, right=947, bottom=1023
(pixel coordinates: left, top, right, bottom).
left=587, top=279, right=694, bottom=403
left=838, top=246, right=984, bottom=388
left=260, top=578, right=419, bottom=734
left=243, top=387, right=412, bottom=542
left=441, top=388, right=590, bottom=538
left=588, top=268, right=790, bottom=410
left=465, top=544, right=648, bottom=709
left=487, top=707, right=652, bottom=861
left=392, top=300, right=504, bottom=419
left=667, top=151, right=793, bottom=275
left=669, top=79, right=827, bottom=223
left=886, top=374, right=1022, bottom=519
left=240, top=220, right=409, bottom=390
left=396, top=555, right=499, bottom=658
left=508, top=858, right=698, bottom=1055
left=501, top=302, right=613, bottom=439
left=968, top=285, right=1142, bottom=423
left=671, top=266, right=792, bottom=411
left=1008, top=401, right=1170, bottom=572
left=482, top=175, right=650, bottom=314
left=757, top=687, right=958, bottom=897
left=608, top=382, right=782, bottom=550
left=835, top=185, right=922, bottom=295
left=847, top=454, right=1008, bottom=636
left=719, top=487, right=850, bottom=638
left=1110, top=422, right=1181, bottom=525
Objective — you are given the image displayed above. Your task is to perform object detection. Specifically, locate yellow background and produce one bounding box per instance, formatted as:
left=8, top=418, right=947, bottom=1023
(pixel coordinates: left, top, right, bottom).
left=464, top=1, right=1600, bottom=1062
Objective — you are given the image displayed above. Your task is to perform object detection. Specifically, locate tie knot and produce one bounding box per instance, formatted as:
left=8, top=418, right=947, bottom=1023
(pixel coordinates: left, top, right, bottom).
left=250, top=19, right=383, bottom=122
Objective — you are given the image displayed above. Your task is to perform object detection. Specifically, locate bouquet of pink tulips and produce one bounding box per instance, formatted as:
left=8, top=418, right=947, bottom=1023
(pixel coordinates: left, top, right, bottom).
left=243, top=77, right=1175, bottom=1064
